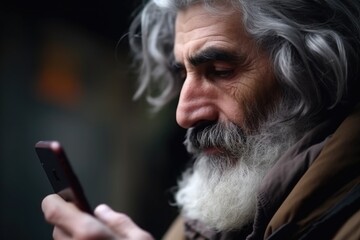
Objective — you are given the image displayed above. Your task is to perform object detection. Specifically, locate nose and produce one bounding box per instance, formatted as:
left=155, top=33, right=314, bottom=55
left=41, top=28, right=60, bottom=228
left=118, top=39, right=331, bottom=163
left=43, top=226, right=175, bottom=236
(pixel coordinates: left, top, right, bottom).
left=176, top=76, right=218, bottom=128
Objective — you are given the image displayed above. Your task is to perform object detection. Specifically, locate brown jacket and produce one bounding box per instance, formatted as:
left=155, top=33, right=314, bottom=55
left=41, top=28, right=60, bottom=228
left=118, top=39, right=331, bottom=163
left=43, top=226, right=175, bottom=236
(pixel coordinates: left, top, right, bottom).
left=163, top=105, right=360, bottom=240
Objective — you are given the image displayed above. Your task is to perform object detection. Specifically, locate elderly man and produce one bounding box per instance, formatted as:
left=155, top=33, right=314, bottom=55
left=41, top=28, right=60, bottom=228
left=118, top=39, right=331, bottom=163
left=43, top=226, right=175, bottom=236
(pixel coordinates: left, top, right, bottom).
left=41, top=0, right=360, bottom=239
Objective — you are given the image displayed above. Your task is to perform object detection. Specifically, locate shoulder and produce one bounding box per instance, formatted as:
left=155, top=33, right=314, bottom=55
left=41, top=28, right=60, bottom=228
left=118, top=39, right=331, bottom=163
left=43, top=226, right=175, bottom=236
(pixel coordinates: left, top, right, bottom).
left=266, top=105, right=360, bottom=239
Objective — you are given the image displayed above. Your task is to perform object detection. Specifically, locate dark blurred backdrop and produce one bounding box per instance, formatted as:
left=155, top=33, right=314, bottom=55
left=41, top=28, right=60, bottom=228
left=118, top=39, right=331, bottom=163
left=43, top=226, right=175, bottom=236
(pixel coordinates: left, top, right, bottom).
left=0, top=1, right=188, bottom=239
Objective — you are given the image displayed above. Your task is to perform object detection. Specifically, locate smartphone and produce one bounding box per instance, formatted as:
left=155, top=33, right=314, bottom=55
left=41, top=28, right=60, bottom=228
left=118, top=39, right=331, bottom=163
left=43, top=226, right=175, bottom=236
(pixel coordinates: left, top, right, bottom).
left=35, top=140, right=93, bottom=214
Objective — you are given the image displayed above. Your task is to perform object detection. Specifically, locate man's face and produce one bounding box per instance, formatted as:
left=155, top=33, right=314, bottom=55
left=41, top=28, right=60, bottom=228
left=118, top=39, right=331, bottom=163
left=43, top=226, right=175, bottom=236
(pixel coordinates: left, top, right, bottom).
left=174, top=4, right=279, bottom=136
left=173, top=4, right=301, bottom=230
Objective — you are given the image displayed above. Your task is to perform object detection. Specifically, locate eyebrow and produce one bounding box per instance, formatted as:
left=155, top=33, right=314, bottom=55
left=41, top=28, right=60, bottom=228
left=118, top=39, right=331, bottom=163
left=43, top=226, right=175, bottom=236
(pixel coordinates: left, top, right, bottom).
left=188, top=47, right=245, bottom=66
left=171, top=47, right=246, bottom=73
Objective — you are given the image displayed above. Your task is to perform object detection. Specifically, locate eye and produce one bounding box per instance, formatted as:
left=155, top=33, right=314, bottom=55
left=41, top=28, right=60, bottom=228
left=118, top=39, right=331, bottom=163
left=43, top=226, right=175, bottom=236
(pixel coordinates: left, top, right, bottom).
left=207, top=66, right=235, bottom=79
left=171, top=62, right=187, bottom=82
left=178, top=68, right=187, bottom=81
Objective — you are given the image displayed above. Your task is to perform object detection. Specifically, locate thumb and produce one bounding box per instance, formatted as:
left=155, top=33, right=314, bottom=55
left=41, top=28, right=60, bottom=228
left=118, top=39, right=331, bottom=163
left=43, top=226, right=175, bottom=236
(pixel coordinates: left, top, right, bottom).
left=94, top=204, right=154, bottom=240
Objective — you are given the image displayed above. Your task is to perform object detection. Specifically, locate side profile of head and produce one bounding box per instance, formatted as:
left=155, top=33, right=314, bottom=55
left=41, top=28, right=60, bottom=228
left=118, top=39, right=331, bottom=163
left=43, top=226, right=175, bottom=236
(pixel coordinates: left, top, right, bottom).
left=130, top=0, right=360, bottom=117
left=129, top=0, right=360, bottom=231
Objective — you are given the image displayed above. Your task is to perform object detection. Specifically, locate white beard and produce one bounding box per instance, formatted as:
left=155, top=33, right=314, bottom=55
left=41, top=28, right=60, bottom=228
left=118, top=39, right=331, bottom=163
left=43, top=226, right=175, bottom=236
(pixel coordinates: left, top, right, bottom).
left=174, top=119, right=299, bottom=231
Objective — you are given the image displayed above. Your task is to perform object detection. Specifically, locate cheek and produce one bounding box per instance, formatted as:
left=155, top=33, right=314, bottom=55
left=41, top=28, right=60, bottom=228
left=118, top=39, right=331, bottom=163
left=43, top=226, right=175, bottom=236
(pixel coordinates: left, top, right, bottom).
left=215, top=83, right=249, bottom=126
left=210, top=73, right=259, bottom=127
left=244, top=77, right=280, bottom=129
left=226, top=72, right=279, bottom=131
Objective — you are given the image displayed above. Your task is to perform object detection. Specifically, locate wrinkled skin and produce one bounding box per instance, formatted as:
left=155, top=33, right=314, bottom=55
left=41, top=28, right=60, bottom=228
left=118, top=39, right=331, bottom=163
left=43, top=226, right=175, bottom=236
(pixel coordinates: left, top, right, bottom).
left=174, top=4, right=277, bottom=133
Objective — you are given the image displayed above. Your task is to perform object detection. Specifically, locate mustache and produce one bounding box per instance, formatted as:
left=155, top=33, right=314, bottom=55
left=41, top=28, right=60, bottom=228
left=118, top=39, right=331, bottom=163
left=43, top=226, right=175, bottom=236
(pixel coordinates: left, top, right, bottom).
left=184, top=121, right=246, bottom=156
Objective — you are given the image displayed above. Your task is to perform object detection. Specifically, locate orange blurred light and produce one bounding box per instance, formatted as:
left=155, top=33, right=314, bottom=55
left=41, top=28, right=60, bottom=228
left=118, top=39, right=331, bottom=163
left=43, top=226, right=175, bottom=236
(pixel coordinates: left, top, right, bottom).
left=36, top=42, right=83, bottom=108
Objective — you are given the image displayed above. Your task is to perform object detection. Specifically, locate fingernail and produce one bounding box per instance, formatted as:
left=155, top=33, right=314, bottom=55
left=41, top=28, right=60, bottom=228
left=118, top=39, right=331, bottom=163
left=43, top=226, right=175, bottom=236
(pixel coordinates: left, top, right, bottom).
left=95, top=204, right=112, bottom=218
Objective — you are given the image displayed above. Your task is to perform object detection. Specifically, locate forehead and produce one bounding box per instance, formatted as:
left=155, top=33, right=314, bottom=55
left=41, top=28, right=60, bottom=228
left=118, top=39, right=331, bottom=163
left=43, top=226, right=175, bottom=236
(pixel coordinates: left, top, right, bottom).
left=174, top=4, right=253, bottom=60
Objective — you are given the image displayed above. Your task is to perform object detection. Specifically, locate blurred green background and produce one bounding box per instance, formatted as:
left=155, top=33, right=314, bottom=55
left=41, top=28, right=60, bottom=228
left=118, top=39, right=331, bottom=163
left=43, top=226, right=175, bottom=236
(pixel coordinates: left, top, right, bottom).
left=0, top=1, right=188, bottom=239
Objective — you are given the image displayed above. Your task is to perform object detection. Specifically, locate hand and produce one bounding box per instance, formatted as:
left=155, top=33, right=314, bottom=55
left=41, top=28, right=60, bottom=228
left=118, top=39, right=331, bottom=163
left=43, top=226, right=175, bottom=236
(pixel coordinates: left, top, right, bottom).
left=41, top=194, right=154, bottom=240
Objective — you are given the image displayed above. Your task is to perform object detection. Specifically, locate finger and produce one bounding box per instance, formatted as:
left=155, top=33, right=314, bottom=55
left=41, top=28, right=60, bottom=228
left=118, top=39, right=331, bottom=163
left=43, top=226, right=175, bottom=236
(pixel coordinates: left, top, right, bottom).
left=53, top=227, right=71, bottom=240
left=94, top=204, right=132, bottom=237
left=41, top=194, right=85, bottom=228
left=95, top=204, right=154, bottom=240
left=42, top=194, right=113, bottom=239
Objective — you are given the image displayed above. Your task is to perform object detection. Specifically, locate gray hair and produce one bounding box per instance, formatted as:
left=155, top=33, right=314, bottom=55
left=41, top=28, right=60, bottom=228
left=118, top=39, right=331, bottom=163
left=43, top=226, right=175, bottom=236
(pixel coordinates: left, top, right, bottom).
left=128, top=0, right=360, bottom=120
